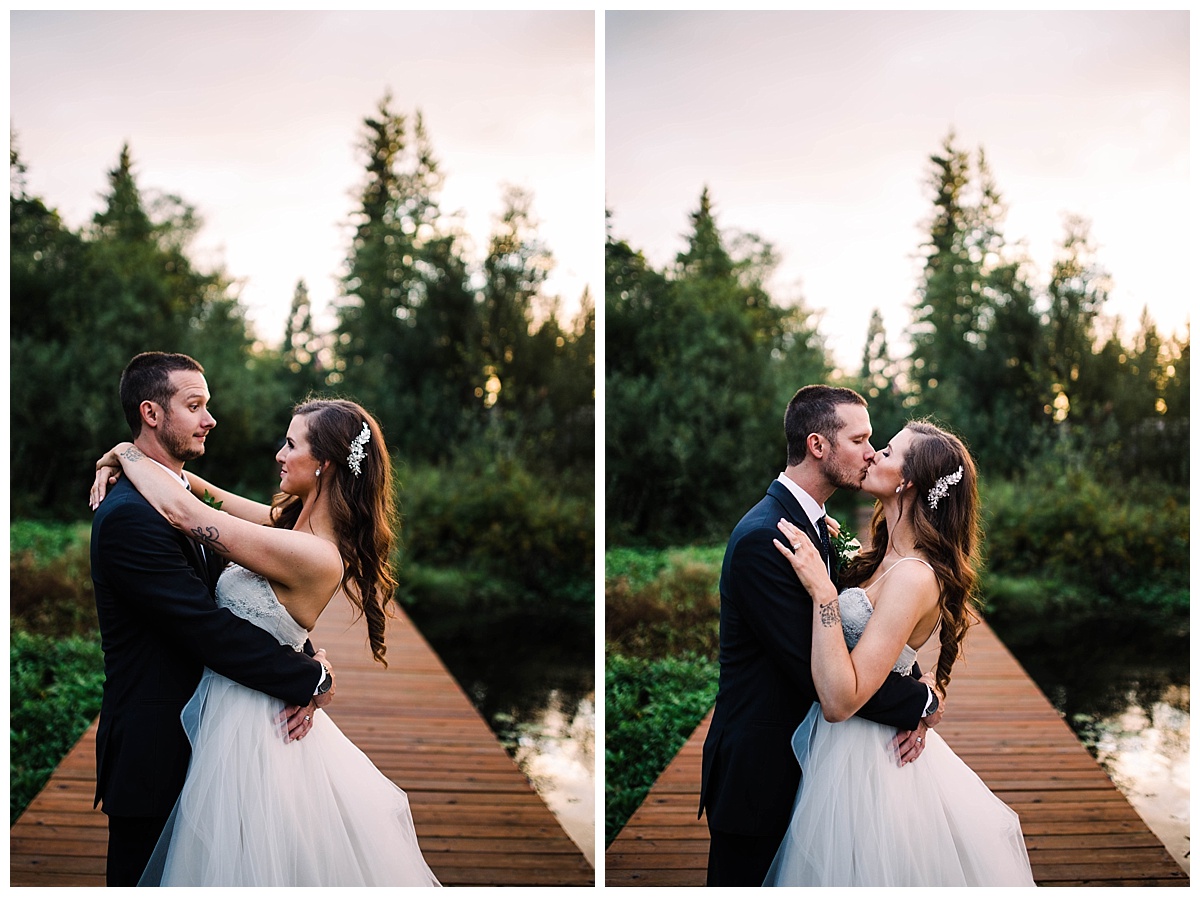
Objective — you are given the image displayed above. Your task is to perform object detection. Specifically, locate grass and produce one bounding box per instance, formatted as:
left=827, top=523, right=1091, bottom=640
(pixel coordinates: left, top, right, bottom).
left=605, top=652, right=718, bottom=847
left=10, top=630, right=105, bottom=823
left=604, top=545, right=723, bottom=844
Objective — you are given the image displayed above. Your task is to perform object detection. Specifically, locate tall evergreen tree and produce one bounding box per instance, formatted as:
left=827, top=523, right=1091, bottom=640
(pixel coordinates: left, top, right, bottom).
left=334, top=94, right=481, bottom=460
left=606, top=192, right=825, bottom=543
left=908, top=135, right=1044, bottom=470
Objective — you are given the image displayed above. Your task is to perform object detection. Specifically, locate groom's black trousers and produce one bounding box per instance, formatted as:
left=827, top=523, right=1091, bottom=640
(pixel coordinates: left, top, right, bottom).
left=707, top=826, right=785, bottom=887
left=106, top=814, right=169, bottom=887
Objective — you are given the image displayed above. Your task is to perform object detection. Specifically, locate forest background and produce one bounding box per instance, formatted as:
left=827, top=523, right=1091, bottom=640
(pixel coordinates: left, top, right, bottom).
left=9, top=96, right=595, bottom=821
left=604, top=134, right=1190, bottom=843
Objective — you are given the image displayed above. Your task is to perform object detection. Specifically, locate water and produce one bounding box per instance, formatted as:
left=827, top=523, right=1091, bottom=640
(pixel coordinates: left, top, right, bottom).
left=403, top=602, right=596, bottom=866
left=990, top=614, right=1190, bottom=874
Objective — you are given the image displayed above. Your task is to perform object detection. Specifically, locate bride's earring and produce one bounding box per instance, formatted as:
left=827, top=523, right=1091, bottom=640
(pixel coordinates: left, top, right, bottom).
left=315, top=468, right=321, bottom=478
left=895, top=484, right=903, bottom=493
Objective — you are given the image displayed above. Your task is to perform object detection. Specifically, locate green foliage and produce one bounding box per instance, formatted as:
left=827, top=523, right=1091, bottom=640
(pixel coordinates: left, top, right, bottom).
left=10, top=629, right=105, bottom=823
left=397, top=455, right=594, bottom=609
left=979, top=458, right=1188, bottom=617
left=605, top=546, right=722, bottom=659
left=606, top=191, right=829, bottom=545
left=603, top=546, right=723, bottom=841
left=604, top=652, right=718, bottom=845
left=10, top=521, right=96, bottom=637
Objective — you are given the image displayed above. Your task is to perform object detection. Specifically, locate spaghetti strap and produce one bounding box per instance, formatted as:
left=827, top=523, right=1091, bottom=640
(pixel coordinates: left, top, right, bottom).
left=864, top=556, right=934, bottom=592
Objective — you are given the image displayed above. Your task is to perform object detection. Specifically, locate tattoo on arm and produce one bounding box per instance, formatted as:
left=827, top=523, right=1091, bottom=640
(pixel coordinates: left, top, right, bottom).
left=190, top=525, right=231, bottom=555
left=819, top=598, right=841, bottom=629
left=119, top=446, right=145, bottom=463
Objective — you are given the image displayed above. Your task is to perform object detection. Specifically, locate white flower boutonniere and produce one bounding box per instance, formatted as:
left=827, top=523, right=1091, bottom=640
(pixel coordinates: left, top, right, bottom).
left=830, top=528, right=861, bottom=575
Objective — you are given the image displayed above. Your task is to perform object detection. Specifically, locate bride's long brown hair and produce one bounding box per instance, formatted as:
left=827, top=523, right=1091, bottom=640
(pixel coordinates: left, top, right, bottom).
left=271, top=399, right=398, bottom=666
left=841, top=420, right=981, bottom=697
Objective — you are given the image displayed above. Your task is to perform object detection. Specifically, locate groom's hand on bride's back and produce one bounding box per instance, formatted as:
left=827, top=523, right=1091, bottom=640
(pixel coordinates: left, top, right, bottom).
left=312, top=648, right=336, bottom=708
left=280, top=651, right=335, bottom=742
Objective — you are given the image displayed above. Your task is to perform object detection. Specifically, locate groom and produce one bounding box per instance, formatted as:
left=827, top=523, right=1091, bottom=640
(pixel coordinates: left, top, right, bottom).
left=698, top=385, right=941, bottom=886
left=91, top=352, right=334, bottom=886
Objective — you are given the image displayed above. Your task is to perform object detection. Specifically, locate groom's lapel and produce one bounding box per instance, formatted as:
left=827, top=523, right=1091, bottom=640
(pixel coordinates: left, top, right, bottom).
left=766, top=480, right=820, bottom=545
left=766, top=480, right=832, bottom=579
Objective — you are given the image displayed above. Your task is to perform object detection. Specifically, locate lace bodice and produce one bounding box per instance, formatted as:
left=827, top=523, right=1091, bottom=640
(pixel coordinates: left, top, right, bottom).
left=838, top=587, right=917, bottom=676
left=215, top=563, right=308, bottom=650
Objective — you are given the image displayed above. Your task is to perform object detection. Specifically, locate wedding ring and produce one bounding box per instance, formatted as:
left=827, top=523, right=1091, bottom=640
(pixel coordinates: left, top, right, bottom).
left=304, top=715, right=311, bottom=722
left=916, top=736, right=923, bottom=744
left=792, top=543, right=802, bottom=551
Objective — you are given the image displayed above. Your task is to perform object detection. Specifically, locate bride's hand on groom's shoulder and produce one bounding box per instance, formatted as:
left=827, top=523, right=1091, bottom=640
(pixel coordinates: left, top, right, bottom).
left=773, top=518, right=831, bottom=598
left=89, top=464, right=123, bottom=510
left=88, top=442, right=137, bottom=510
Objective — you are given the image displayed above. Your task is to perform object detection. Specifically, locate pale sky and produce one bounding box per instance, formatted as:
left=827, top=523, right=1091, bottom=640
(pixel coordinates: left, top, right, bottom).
left=11, top=10, right=596, bottom=347
left=606, top=10, right=1190, bottom=372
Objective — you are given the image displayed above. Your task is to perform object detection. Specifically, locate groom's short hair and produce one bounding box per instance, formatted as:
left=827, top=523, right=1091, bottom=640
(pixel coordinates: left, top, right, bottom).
left=784, top=385, right=867, bottom=465
left=120, top=352, right=205, bottom=436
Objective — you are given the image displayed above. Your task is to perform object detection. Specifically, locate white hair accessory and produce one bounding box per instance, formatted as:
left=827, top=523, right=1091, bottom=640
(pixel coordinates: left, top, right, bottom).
left=927, top=465, right=963, bottom=510
left=347, top=421, right=371, bottom=477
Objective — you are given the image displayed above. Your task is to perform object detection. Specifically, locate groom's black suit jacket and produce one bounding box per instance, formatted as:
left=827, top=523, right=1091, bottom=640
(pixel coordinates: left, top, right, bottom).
left=91, top=475, right=322, bottom=818
left=699, top=479, right=928, bottom=841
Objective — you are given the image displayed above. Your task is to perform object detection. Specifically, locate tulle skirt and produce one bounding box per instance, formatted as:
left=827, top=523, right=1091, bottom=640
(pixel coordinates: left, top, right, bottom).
left=139, top=668, right=440, bottom=887
left=763, top=704, right=1035, bottom=887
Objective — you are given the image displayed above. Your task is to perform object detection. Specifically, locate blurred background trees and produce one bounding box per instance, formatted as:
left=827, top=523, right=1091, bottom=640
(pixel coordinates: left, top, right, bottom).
left=10, top=96, right=594, bottom=608
left=605, top=132, right=1189, bottom=548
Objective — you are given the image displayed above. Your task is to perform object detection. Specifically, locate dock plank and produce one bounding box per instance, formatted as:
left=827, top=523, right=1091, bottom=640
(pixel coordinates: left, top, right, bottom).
left=604, top=618, right=1187, bottom=887
left=10, top=596, right=593, bottom=886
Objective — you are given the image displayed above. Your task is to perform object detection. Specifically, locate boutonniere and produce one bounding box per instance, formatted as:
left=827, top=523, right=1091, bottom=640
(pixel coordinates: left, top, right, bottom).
left=200, top=489, right=223, bottom=511
left=828, top=521, right=861, bottom=573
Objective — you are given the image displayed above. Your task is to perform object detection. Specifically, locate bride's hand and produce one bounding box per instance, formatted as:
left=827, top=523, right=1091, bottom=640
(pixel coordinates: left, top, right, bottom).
left=773, top=518, right=832, bottom=598
left=824, top=515, right=841, bottom=539
left=89, top=466, right=123, bottom=510
left=89, top=442, right=134, bottom=511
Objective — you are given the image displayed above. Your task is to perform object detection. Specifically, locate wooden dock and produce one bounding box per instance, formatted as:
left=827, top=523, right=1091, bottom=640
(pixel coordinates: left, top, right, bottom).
left=605, top=618, right=1188, bottom=886
left=10, top=595, right=593, bottom=887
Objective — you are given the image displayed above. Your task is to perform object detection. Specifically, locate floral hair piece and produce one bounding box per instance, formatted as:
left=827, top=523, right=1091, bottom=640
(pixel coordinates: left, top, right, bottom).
left=927, top=465, right=963, bottom=510
left=347, top=421, right=370, bottom=477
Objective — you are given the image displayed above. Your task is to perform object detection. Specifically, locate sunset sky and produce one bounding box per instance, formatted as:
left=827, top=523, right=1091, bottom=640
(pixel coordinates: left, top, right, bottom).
left=606, top=10, right=1189, bottom=371
left=11, top=10, right=596, bottom=347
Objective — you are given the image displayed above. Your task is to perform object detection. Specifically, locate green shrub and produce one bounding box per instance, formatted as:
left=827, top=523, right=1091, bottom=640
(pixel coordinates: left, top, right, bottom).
left=397, top=455, right=593, bottom=607
left=10, top=520, right=96, bottom=638
left=10, top=629, right=105, bottom=823
left=605, top=652, right=718, bottom=845
left=605, top=545, right=723, bottom=661
left=980, top=462, right=1188, bottom=616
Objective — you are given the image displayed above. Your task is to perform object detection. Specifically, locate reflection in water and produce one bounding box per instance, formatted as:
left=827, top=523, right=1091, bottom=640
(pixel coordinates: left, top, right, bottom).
left=405, top=602, right=595, bottom=865
left=991, top=613, right=1190, bottom=874
left=1085, top=687, right=1190, bottom=873
left=509, top=692, right=596, bottom=864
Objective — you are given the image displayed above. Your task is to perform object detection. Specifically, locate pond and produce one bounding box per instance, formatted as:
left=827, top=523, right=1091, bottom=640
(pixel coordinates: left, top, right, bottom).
left=403, top=602, right=596, bottom=866
left=989, top=613, right=1190, bottom=874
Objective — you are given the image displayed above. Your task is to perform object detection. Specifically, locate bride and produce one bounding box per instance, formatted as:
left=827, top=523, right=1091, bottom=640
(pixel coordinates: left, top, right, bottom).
left=763, top=420, right=1034, bottom=886
left=92, top=398, right=440, bottom=887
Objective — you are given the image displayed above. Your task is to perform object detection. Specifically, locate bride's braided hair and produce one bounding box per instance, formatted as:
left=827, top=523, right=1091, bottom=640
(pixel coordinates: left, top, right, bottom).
left=841, top=420, right=981, bottom=697
left=271, top=399, right=398, bottom=666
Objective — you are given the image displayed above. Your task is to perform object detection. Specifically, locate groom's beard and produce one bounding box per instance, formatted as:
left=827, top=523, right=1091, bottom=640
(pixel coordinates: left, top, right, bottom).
left=160, top=415, right=206, bottom=463
left=824, top=449, right=866, bottom=492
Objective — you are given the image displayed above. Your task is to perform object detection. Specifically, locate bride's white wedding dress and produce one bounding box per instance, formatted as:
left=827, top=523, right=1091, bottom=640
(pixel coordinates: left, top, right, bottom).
left=763, top=572, right=1035, bottom=886
left=139, top=563, right=440, bottom=886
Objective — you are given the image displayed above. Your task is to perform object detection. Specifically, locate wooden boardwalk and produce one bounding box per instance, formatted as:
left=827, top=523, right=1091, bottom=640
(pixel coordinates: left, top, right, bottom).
left=606, top=618, right=1188, bottom=887
left=10, top=596, right=593, bottom=887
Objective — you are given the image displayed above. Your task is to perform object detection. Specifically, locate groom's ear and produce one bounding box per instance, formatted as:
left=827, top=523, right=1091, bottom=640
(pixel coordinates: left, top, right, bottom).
left=139, top=400, right=162, bottom=430
left=806, top=433, right=825, bottom=459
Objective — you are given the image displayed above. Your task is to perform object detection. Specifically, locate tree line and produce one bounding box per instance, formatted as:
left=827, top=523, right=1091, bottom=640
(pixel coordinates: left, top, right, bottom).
left=606, top=133, right=1189, bottom=545
left=11, top=93, right=595, bottom=521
